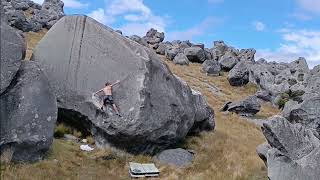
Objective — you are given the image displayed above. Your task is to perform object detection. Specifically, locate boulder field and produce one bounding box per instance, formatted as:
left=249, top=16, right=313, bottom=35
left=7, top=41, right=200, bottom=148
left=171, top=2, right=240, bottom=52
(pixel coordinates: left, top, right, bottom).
left=32, top=15, right=215, bottom=154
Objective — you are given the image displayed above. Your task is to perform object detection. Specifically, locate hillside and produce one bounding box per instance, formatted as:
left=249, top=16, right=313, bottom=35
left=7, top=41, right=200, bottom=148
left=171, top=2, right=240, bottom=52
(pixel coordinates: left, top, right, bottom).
left=1, top=30, right=280, bottom=180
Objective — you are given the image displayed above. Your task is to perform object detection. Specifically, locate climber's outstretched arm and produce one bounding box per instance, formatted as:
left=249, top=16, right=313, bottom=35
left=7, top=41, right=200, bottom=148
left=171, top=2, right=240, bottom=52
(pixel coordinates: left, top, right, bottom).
left=111, top=80, right=120, bottom=86
left=94, top=89, right=103, bottom=95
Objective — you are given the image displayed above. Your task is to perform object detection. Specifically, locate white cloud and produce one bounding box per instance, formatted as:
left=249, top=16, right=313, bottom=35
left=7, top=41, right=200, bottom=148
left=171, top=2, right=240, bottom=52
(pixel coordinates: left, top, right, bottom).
left=290, top=13, right=313, bottom=21
left=166, top=17, right=221, bottom=42
left=87, top=0, right=167, bottom=37
left=106, top=0, right=151, bottom=16
left=256, top=29, right=320, bottom=67
left=63, top=0, right=88, bottom=8
left=87, top=8, right=114, bottom=25
left=32, top=0, right=88, bottom=8
left=253, top=21, right=265, bottom=31
left=297, top=0, right=320, bottom=14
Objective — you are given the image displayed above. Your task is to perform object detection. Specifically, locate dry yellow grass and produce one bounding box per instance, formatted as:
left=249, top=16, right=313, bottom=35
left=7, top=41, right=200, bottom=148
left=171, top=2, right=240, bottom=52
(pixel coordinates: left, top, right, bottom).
left=24, top=29, right=48, bottom=60
left=1, top=32, right=280, bottom=180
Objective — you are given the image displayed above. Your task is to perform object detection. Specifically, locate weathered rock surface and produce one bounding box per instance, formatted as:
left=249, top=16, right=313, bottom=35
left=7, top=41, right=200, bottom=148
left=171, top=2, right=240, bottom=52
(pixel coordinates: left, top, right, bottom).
left=173, top=53, right=189, bottom=65
left=2, top=0, right=64, bottom=31
left=223, top=96, right=261, bottom=116
left=238, top=48, right=256, bottom=61
left=284, top=95, right=320, bottom=134
left=256, top=142, right=270, bottom=165
left=219, top=51, right=239, bottom=71
left=210, top=40, right=228, bottom=60
left=0, top=61, right=57, bottom=162
left=143, top=28, right=164, bottom=45
left=202, top=60, right=221, bottom=76
left=155, top=42, right=168, bottom=55
left=259, top=116, right=320, bottom=180
left=228, top=61, right=249, bottom=86
left=129, top=35, right=148, bottom=47
left=32, top=15, right=215, bottom=154
left=0, top=21, right=25, bottom=94
left=184, top=47, right=206, bottom=63
left=255, top=90, right=272, bottom=101
left=165, top=47, right=179, bottom=60
left=154, top=148, right=194, bottom=167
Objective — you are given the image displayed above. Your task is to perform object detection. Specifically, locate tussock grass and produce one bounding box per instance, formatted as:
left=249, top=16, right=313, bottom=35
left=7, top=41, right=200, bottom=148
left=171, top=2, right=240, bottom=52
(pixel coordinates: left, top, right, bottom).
left=24, top=29, right=48, bottom=60
left=1, top=32, right=280, bottom=179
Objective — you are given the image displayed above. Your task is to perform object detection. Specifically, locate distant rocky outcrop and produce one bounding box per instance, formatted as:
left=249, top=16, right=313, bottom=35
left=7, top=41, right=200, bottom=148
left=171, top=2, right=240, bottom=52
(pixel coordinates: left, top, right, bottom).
left=173, top=53, right=190, bottom=65
left=2, top=0, right=64, bottom=32
left=228, top=60, right=249, bottom=86
left=202, top=60, right=221, bottom=76
left=32, top=15, right=215, bottom=154
left=0, top=21, right=57, bottom=162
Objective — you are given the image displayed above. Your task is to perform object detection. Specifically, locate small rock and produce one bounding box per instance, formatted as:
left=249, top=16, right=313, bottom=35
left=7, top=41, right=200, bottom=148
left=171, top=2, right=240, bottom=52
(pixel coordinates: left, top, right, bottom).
left=154, top=148, right=194, bottom=167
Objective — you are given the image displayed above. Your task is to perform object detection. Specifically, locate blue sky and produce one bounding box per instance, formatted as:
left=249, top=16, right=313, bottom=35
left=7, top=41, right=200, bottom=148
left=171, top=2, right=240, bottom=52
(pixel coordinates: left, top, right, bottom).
left=33, top=0, right=320, bottom=67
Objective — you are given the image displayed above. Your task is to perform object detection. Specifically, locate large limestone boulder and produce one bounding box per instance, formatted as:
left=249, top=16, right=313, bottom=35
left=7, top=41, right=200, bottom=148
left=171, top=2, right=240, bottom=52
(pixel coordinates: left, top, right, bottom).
left=228, top=61, right=249, bottom=86
left=259, top=116, right=320, bottom=180
left=285, top=95, right=320, bottom=134
left=184, top=47, right=206, bottom=63
left=32, top=15, right=215, bottom=154
left=165, top=46, right=179, bottom=60
left=238, top=48, right=256, bottom=61
left=0, top=21, right=25, bottom=94
left=143, top=28, right=164, bottom=45
left=0, top=61, right=57, bottom=162
left=202, top=60, right=221, bottom=76
left=219, top=51, right=239, bottom=71
left=173, top=53, right=189, bottom=65
left=222, top=96, right=261, bottom=117
left=210, top=40, right=228, bottom=60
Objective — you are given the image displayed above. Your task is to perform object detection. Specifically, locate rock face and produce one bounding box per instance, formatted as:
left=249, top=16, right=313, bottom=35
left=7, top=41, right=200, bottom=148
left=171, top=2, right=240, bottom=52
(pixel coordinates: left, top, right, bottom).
left=219, top=51, right=239, bottom=71
left=259, top=116, right=320, bottom=180
left=0, top=61, right=57, bottom=162
left=255, top=90, right=272, bottom=101
left=202, top=60, right=221, bottom=76
left=256, top=142, right=270, bottom=166
left=0, top=21, right=25, bottom=94
left=238, top=48, right=256, bottom=61
left=129, top=35, right=148, bottom=47
left=223, top=96, right=261, bottom=116
left=284, top=95, right=320, bottom=134
left=184, top=47, right=206, bottom=63
left=32, top=15, right=215, bottom=154
left=173, top=53, right=189, bottom=65
left=143, top=28, right=164, bottom=45
left=154, top=148, right=194, bottom=167
left=228, top=61, right=249, bottom=86
left=2, top=0, right=65, bottom=31
left=165, top=46, right=179, bottom=60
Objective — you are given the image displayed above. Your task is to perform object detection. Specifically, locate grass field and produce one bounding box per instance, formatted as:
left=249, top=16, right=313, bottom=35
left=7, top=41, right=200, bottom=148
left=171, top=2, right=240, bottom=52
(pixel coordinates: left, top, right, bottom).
left=1, top=31, right=280, bottom=180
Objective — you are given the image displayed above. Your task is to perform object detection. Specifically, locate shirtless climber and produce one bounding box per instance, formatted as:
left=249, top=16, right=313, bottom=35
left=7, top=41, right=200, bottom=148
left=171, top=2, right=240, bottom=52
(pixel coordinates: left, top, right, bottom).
left=94, top=80, right=121, bottom=117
